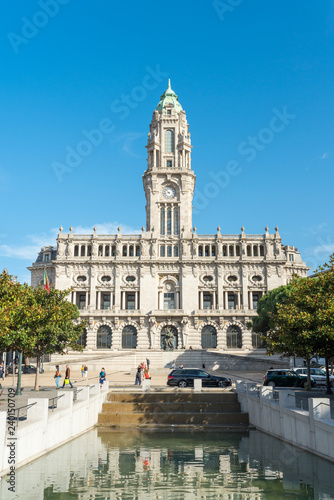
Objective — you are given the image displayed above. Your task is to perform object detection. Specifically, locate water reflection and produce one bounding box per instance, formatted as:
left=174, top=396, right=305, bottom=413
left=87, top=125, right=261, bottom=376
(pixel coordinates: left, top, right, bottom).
left=1, top=429, right=334, bottom=499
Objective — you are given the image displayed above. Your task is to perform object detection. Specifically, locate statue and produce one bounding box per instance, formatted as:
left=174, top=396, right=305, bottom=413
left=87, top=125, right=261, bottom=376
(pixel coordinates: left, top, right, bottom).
left=163, top=326, right=176, bottom=351
left=181, top=318, right=189, bottom=348
left=149, top=317, right=157, bottom=349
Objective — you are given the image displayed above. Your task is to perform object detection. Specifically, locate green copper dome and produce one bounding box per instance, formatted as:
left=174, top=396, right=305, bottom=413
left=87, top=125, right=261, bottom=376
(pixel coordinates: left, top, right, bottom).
left=156, top=79, right=183, bottom=113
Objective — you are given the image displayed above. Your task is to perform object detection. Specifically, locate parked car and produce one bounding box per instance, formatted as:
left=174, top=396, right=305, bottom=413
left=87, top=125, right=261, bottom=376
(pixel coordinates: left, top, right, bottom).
left=167, top=368, right=232, bottom=388
left=294, top=367, right=334, bottom=387
left=263, top=369, right=316, bottom=388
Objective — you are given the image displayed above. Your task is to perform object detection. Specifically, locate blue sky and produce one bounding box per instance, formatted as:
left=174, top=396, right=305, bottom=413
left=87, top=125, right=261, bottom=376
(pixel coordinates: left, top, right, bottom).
left=0, top=0, right=333, bottom=283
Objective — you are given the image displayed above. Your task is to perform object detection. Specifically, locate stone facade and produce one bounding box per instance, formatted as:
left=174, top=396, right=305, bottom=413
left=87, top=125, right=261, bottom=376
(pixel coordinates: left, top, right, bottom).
left=29, top=81, right=309, bottom=353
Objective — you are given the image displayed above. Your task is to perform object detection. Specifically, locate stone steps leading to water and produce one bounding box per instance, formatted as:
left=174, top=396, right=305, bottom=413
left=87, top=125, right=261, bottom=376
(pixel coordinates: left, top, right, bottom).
left=98, top=391, right=250, bottom=429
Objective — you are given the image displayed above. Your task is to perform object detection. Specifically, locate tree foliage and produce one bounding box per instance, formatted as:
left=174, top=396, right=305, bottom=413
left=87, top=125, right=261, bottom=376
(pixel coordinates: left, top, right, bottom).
left=0, top=270, right=86, bottom=390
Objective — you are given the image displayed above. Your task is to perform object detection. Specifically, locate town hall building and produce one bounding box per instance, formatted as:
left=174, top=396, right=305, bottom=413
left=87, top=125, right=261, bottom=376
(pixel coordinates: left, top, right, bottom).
left=29, top=81, right=309, bottom=353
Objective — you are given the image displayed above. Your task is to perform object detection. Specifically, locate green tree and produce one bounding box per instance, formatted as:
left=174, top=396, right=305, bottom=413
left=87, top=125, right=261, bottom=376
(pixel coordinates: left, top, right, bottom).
left=0, top=270, right=86, bottom=391
left=249, top=285, right=291, bottom=338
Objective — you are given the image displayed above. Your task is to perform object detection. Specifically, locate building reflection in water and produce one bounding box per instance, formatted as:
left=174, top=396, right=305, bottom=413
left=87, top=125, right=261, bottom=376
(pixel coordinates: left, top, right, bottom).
left=1, top=429, right=334, bottom=499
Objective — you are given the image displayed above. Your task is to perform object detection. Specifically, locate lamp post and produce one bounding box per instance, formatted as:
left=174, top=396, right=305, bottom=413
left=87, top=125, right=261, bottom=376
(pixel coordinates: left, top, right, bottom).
left=15, top=351, right=23, bottom=396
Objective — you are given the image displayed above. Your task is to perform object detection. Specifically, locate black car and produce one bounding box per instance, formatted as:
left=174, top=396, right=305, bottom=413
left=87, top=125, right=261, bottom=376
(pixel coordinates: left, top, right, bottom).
left=167, top=368, right=232, bottom=388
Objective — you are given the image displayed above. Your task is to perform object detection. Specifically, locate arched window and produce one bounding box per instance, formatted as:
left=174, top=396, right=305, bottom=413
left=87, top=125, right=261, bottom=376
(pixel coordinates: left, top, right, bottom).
left=260, top=245, right=264, bottom=257
left=253, top=245, right=258, bottom=257
left=161, top=325, right=178, bottom=350
left=96, top=325, right=112, bottom=349
left=105, top=245, right=110, bottom=257
left=211, top=245, right=216, bottom=257
left=129, top=245, right=134, bottom=257
left=205, top=245, right=210, bottom=257
left=198, top=245, right=203, bottom=257
left=252, top=332, right=265, bottom=348
left=167, top=245, right=172, bottom=257
left=160, top=245, right=165, bottom=257
left=174, top=245, right=179, bottom=257
left=247, top=245, right=252, bottom=257
left=77, top=329, right=87, bottom=347
left=236, top=245, right=240, bottom=257
left=87, top=245, right=92, bottom=257
left=122, top=325, right=137, bottom=349
left=81, top=245, right=85, bottom=257
left=74, top=245, right=79, bottom=257
left=160, top=207, right=165, bottom=235
left=136, top=245, right=140, bottom=257
left=226, top=325, right=242, bottom=349
left=98, top=245, right=103, bottom=257
left=201, top=325, right=217, bottom=349
left=165, top=129, right=174, bottom=153
left=122, top=245, right=127, bottom=256
left=229, top=245, right=234, bottom=257
left=223, top=245, right=227, bottom=257
left=112, top=245, right=116, bottom=256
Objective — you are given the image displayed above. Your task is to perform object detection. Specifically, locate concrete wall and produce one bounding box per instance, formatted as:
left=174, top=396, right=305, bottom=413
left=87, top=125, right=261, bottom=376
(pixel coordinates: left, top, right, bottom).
left=0, top=382, right=109, bottom=477
left=236, top=381, right=334, bottom=463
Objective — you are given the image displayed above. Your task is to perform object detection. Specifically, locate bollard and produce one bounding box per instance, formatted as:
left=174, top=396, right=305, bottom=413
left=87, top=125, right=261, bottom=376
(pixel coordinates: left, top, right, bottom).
left=142, top=379, right=151, bottom=392
left=194, top=379, right=202, bottom=392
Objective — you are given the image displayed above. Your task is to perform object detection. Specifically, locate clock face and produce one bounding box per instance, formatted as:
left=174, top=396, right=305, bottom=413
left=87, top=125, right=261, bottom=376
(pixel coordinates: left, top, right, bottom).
left=163, top=186, right=176, bottom=199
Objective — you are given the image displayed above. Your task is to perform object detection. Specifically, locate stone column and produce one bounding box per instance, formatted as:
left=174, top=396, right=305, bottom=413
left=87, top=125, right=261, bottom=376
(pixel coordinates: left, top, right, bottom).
left=199, top=291, right=203, bottom=310
left=212, top=292, right=216, bottom=310
left=110, top=291, right=113, bottom=309
left=237, top=292, right=241, bottom=310
left=73, top=291, right=76, bottom=305
left=249, top=291, right=253, bottom=310
left=135, top=291, right=138, bottom=310
left=224, top=291, right=228, bottom=309
left=176, top=292, right=180, bottom=310
left=97, top=291, right=101, bottom=310
left=121, top=291, right=126, bottom=310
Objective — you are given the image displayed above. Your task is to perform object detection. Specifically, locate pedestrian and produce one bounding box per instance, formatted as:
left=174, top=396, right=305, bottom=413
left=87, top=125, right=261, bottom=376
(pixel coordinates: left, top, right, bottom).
left=146, top=358, right=150, bottom=370
left=135, top=364, right=142, bottom=385
left=202, top=363, right=206, bottom=369
left=179, top=363, right=184, bottom=369
left=99, top=367, right=106, bottom=387
left=171, top=361, right=176, bottom=369
left=81, top=365, right=85, bottom=378
left=144, top=368, right=151, bottom=380
left=62, top=365, right=74, bottom=388
left=54, top=365, right=61, bottom=389
left=0, top=362, right=5, bottom=381
left=84, top=364, right=88, bottom=378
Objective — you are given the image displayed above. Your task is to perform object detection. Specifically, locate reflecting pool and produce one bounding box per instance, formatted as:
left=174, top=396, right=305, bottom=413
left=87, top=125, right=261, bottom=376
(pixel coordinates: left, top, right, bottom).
left=1, top=429, right=334, bottom=499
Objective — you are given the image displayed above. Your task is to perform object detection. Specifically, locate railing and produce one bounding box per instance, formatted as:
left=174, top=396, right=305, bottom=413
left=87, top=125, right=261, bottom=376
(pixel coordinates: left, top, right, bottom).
left=9, top=402, right=37, bottom=427
left=49, top=394, right=65, bottom=412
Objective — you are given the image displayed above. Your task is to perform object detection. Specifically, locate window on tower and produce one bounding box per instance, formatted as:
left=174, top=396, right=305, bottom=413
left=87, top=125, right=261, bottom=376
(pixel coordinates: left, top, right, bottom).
left=167, top=207, right=172, bottom=235
left=166, top=160, right=172, bottom=168
left=174, top=207, right=179, bottom=235
left=165, top=130, right=174, bottom=153
left=160, top=207, right=165, bottom=235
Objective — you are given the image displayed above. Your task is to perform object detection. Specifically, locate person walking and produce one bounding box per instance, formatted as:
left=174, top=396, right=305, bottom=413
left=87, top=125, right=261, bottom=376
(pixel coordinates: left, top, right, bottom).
left=84, top=364, right=88, bottom=378
left=144, top=368, right=151, bottom=380
left=81, top=365, right=85, bottom=378
left=146, top=358, right=150, bottom=370
left=135, top=364, right=142, bottom=385
left=99, top=367, right=106, bottom=387
left=62, top=365, right=74, bottom=388
left=0, top=362, right=5, bottom=381
left=54, top=365, right=61, bottom=389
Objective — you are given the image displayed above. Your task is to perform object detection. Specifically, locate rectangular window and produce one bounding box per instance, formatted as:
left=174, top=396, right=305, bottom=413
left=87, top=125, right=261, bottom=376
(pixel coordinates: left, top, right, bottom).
left=252, top=293, right=260, bottom=310
left=166, top=160, right=172, bottom=168
left=203, top=293, right=212, bottom=310
left=45, top=254, right=50, bottom=262
left=167, top=207, right=172, bottom=235
left=79, top=294, right=86, bottom=310
left=160, top=208, right=165, bottom=235
left=102, top=294, right=110, bottom=310
left=126, top=293, right=135, bottom=310
left=167, top=109, right=172, bottom=115
left=174, top=207, right=179, bottom=235
left=228, top=294, right=235, bottom=310
left=160, top=245, right=165, bottom=257
left=167, top=245, right=172, bottom=257
left=289, top=254, right=294, bottom=261
left=164, top=292, right=175, bottom=310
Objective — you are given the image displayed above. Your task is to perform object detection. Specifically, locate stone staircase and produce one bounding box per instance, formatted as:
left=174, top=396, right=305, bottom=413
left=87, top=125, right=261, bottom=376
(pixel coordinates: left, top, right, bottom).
left=98, top=391, right=251, bottom=430
left=48, top=349, right=288, bottom=372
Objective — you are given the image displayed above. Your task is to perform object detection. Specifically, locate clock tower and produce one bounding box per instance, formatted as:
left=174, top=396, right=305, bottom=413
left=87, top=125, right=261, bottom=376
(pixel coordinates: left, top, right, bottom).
left=143, top=80, right=195, bottom=239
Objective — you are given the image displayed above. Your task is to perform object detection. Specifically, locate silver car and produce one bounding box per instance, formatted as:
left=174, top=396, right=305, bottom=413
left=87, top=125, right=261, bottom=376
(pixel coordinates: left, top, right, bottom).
left=294, top=367, right=334, bottom=387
